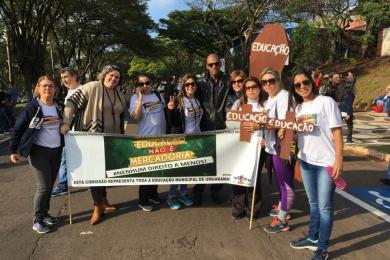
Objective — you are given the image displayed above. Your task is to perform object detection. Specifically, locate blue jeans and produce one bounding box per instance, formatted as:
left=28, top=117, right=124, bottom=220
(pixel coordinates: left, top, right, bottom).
left=386, top=161, right=390, bottom=180
left=300, top=160, right=336, bottom=250
left=168, top=184, right=188, bottom=198
left=56, top=147, right=68, bottom=189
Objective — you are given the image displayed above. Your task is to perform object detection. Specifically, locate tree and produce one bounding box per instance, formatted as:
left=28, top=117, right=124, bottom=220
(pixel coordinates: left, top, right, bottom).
left=51, top=0, right=156, bottom=82
left=0, top=0, right=62, bottom=95
left=354, top=0, right=390, bottom=57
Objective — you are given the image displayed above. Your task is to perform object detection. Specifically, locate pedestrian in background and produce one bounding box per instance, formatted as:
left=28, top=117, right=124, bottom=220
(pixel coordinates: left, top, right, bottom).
left=9, top=76, right=63, bottom=234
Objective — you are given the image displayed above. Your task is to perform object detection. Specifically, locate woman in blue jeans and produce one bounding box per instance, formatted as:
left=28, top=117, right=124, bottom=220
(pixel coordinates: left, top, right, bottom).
left=287, top=69, right=343, bottom=260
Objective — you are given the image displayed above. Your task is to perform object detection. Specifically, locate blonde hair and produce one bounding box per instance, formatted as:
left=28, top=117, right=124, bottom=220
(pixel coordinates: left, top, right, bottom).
left=98, top=65, right=121, bottom=86
left=259, top=67, right=281, bottom=83
left=33, top=76, right=57, bottom=97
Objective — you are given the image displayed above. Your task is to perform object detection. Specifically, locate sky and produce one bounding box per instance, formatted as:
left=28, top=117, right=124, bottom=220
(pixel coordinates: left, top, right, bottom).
left=147, top=0, right=189, bottom=24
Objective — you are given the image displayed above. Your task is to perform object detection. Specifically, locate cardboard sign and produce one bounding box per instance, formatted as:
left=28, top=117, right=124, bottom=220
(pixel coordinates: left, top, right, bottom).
left=249, top=24, right=290, bottom=77
left=226, top=109, right=314, bottom=160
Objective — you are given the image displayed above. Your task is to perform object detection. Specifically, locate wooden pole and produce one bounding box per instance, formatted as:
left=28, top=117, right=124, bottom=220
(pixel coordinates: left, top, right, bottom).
left=68, top=187, right=72, bottom=225
left=249, top=184, right=257, bottom=230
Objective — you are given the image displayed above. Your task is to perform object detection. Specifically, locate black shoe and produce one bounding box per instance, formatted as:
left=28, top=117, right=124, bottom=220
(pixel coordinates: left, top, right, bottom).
left=231, top=212, right=245, bottom=220
left=211, top=192, right=222, bottom=204
left=380, top=178, right=390, bottom=186
left=149, top=196, right=162, bottom=205
left=193, top=193, right=202, bottom=206
left=345, top=140, right=354, bottom=143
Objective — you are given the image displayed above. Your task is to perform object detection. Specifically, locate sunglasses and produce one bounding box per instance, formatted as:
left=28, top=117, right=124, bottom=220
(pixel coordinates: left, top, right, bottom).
left=245, top=85, right=259, bottom=91
left=40, top=84, right=54, bottom=89
left=261, top=78, right=277, bottom=86
left=231, top=79, right=243, bottom=84
left=207, top=61, right=220, bottom=67
left=184, top=82, right=196, bottom=88
left=294, top=79, right=311, bottom=89
left=136, top=81, right=151, bottom=87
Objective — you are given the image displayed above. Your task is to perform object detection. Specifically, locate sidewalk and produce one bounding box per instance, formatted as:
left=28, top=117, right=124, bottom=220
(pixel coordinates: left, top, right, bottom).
left=344, top=111, right=390, bottom=161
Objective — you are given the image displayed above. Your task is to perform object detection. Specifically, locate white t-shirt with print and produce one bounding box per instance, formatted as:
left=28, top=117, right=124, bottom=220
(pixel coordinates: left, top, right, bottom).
left=183, top=97, right=203, bottom=134
left=264, top=89, right=290, bottom=155
left=296, top=95, right=343, bottom=167
left=34, top=99, right=61, bottom=148
left=226, top=98, right=265, bottom=137
left=129, top=93, right=166, bottom=135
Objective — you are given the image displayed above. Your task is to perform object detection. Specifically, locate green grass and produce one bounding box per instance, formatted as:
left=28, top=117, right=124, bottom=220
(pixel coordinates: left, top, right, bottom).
left=15, top=103, right=27, bottom=115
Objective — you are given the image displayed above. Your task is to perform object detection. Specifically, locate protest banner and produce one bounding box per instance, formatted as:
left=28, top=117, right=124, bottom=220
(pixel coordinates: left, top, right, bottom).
left=66, top=131, right=261, bottom=188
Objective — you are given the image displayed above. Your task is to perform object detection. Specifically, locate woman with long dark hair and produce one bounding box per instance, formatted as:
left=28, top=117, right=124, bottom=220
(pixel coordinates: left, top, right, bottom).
left=166, top=73, right=204, bottom=210
left=288, top=68, right=343, bottom=260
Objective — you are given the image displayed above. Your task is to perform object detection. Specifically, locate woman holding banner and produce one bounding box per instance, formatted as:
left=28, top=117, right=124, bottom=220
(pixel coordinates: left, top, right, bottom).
left=61, top=65, right=126, bottom=225
left=260, top=67, right=295, bottom=234
left=288, top=69, right=343, bottom=260
left=166, top=73, right=204, bottom=210
left=9, top=76, right=63, bottom=234
left=228, top=76, right=268, bottom=219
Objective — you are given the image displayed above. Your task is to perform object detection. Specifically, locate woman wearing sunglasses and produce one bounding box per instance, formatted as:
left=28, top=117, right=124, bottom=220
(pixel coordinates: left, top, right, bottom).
left=228, top=76, right=268, bottom=219
left=9, top=76, right=63, bottom=234
left=165, top=74, right=203, bottom=210
left=130, top=73, right=167, bottom=212
left=226, top=70, right=246, bottom=110
left=260, top=67, right=295, bottom=234
left=288, top=69, right=343, bottom=260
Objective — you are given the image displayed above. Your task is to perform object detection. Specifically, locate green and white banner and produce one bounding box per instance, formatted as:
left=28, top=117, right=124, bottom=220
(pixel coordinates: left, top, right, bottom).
left=65, top=131, right=261, bottom=187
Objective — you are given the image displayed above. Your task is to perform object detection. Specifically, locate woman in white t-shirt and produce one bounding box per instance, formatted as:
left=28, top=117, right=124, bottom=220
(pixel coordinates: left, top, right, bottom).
left=260, top=67, right=295, bottom=234
left=166, top=74, right=203, bottom=210
left=9, top=76, right=63, bottom=234
left=228, top=76, right=268, bottom=219
left=288, top=69, right=343, bottom=260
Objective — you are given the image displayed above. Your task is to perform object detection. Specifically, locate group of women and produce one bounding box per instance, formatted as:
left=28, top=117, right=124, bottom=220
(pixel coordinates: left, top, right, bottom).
left=225, top=67, right=343, bottom=260
left=9, top=65, right=343, bottom=260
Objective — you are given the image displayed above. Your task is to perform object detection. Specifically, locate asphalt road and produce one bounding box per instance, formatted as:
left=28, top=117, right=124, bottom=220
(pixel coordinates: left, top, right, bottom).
left=0, top=138, right=389, bottom=260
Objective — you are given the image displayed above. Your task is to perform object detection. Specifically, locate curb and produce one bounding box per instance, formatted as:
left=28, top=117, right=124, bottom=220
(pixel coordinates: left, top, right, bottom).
left=344, top=145, right=390, bottom=162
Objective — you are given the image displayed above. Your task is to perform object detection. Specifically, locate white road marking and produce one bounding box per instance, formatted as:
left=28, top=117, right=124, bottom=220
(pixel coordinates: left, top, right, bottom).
left=336, top=189, right=390, bottom=223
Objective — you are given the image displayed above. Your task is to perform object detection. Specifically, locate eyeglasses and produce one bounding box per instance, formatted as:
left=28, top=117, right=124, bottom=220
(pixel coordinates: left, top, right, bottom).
left=40, top=84, right=54, bottom=89
left=207, top=61, right=220, bottom=67
left=261, top=78, right=277, bottom=86
left=136, top=81, right=151, bottom=87
left=231, top=79, right=243, bottom=85
left=184, top=82, right=196, bottom=88
left=245, top=85, right=259, bottom=91
left=294, top=79, right=311, bottom=89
